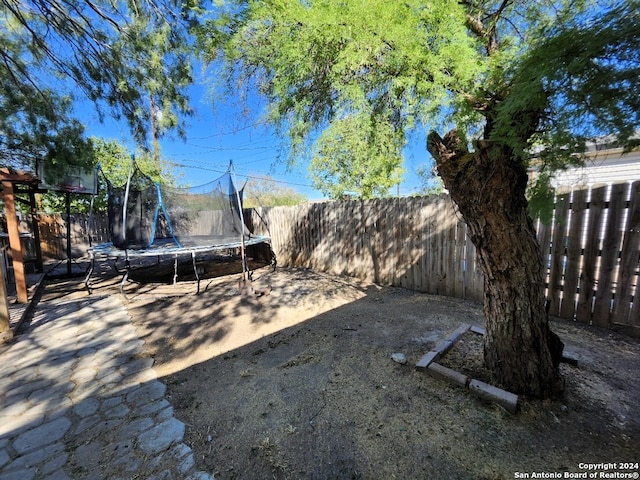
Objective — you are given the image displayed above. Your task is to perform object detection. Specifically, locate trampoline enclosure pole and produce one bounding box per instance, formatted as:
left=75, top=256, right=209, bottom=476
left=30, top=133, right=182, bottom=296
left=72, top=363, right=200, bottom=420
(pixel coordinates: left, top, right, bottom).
left=230, top=161, right=250, bottom=285
left=121, top=154, right=135, bottom=247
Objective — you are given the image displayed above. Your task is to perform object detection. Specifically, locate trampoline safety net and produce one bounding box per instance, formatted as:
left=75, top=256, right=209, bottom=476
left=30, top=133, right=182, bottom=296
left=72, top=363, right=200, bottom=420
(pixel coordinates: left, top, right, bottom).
left=107, top=165, right=252, bottom=250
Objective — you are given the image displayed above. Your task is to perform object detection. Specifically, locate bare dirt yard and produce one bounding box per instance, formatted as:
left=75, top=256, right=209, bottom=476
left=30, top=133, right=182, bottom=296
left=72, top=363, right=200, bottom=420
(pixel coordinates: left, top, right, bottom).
left=96, top=264, right=640, bottom=480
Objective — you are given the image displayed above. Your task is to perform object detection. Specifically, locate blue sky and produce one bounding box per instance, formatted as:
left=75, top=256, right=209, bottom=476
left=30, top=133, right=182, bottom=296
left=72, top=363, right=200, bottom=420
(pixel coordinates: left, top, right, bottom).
left=77, top=82, right=431, bottom=201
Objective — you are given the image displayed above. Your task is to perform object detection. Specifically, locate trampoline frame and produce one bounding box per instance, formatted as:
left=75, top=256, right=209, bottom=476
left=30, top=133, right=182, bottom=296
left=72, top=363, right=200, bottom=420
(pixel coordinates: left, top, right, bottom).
left=85, top=235, right=271, bottom=297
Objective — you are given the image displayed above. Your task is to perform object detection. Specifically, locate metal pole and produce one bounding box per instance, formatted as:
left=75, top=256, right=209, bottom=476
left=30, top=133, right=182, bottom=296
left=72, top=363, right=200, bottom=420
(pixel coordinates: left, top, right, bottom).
left=230, top=161, right=249, bottom=282
left=121, top=155, right=135, bottom=246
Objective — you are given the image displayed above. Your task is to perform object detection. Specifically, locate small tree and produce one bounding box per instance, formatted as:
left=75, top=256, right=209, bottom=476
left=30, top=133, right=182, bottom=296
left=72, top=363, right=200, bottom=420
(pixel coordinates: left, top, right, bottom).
left=198, top=0, right=640, bottom=397
left=415, top=163, right=444, bottom=197
left=244, top=175, right=307, bottom=207
left=309, top=112, right=405, bottom=199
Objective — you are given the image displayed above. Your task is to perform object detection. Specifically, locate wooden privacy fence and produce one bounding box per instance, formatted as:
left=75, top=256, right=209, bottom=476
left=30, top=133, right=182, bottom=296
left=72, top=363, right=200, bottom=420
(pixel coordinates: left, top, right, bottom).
left=38, top=214, right=111, bottom=259
left=0, top=213, right=110, bottom=261
left=4, top=180, right=639, bottom=334
left=247, top=195, right=485, bottom=301
left=247, top=181, right=640, bottom=335
left=536, top=181, right=640, bottom=333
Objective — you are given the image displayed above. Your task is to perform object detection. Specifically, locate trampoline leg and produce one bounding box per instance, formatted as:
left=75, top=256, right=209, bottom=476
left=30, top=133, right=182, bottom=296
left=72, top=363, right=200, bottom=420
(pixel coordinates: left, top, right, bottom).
left=112, top=259, right=123, bottom=274
left=84, top=256, right=95, bottom=294
left=192, top=252, right=200, bottom=295
left=173, top=256, right=178, bottom=286
left=120, top=268, right=130, bottom=300
left=120, top=258, right=131, bottom=300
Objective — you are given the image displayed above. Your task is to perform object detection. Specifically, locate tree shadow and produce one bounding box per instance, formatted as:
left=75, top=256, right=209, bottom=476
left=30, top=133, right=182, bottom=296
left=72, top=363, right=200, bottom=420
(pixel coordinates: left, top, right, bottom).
left=149, top=277, right=640, bottom=480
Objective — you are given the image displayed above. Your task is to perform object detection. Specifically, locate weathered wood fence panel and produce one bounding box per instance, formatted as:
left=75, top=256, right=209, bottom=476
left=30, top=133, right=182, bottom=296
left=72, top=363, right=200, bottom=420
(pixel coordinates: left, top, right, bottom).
left=0, top=214, right=110, bottom=261
left=612, top=182, right=640, bottom=330
left=247, top=194, right=485, bottom=302
left=535, top=181, right=639, bottom=334
left=248, top=182, right=639, bottom=334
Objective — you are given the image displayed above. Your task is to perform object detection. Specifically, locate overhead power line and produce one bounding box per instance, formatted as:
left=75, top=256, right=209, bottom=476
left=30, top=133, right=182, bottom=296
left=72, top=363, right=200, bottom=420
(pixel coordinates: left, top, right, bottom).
left=165, top=160, right=314, bottom=189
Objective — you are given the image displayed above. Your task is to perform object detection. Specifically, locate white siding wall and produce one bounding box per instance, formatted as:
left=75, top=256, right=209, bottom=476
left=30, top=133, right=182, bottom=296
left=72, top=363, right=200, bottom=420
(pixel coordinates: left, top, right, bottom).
left=551, top=148, right=640, bottom=188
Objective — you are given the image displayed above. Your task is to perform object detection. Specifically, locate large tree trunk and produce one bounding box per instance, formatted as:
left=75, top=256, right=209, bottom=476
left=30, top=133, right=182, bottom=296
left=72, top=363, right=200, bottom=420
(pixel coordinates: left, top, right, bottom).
left=427, top=129, right=564, bottom=398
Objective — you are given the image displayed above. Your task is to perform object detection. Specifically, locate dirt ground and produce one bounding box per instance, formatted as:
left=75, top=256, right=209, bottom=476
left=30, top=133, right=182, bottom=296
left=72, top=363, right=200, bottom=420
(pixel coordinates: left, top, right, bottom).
left=94, top=264, right=640, bottom=480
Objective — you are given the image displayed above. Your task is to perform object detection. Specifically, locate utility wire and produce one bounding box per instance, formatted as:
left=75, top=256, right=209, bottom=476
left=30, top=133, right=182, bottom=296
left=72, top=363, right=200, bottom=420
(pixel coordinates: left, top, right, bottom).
left=165, top=160, right=314, bottom=189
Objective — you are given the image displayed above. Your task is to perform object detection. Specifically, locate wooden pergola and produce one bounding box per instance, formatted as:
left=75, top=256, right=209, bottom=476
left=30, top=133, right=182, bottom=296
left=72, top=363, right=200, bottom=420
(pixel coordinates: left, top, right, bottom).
left=0, top=168, right=45, bottom=343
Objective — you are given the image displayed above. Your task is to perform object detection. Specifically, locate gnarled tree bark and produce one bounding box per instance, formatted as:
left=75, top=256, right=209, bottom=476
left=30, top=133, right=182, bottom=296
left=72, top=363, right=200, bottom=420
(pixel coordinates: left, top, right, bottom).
left=427, top=129, right=564, bottom=398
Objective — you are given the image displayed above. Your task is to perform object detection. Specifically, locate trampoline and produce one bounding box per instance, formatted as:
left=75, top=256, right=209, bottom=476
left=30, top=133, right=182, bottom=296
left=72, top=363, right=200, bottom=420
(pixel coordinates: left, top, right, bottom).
left=85, top=161, right=273, bottom=296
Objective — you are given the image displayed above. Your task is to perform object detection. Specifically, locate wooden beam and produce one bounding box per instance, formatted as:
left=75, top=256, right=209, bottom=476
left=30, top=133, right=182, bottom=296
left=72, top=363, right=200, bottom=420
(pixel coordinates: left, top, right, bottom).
left=0, top=168, right=40, bottom=185
left=2, top=181, right=28, bottom=303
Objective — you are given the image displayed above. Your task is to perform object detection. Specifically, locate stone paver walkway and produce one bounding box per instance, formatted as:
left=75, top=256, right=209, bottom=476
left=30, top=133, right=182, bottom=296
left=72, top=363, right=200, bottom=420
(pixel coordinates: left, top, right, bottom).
left=0, top=284, right=213, bottom=480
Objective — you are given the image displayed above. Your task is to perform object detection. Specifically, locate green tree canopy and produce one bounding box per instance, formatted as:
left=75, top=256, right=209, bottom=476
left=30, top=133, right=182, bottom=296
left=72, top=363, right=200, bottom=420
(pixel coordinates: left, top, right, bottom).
left=38, top=138, right=169, bottom=214
left=0, top=0, right=196, bottom=174
left=309, top=112, right=405, bottom=198
left=198, top=0, right=639, bottom=397
left=197, top=0, right=481, bottom=198
left=199, top=0, right=638, bottom=187
left=89, top=138, right=170, bottom=213
left=0, top=80, right=94, bottom=174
